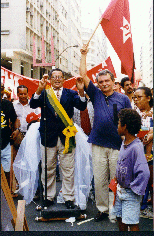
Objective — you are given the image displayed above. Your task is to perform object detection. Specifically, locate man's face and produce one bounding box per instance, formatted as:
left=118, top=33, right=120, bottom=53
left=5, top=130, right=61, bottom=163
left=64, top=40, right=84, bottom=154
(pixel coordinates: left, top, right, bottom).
left=113, top=82, right=121, bottom=92
left=17, top=88, right=28, bottom=104
left=123, top=81, right=133, bottom=95
left=97, top=73, right=114, bottom=95
left=50, top=71, right=64, bottom=90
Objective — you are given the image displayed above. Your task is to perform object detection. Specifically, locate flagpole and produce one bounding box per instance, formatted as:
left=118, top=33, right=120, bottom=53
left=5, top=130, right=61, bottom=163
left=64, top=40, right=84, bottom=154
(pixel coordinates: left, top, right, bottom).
left=86, top=17, right=103, bottom=47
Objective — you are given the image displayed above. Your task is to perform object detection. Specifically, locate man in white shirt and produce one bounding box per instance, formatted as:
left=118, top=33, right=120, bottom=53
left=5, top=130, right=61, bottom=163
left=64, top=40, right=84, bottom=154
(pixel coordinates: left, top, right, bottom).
left=13, top=85, right=40, bottom=135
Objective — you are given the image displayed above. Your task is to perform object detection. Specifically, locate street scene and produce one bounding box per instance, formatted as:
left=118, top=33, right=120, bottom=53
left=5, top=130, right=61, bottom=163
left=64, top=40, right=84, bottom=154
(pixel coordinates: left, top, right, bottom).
left=1, top=0, right=153, bottom=232
left=2, top=180, right=153, bottom=231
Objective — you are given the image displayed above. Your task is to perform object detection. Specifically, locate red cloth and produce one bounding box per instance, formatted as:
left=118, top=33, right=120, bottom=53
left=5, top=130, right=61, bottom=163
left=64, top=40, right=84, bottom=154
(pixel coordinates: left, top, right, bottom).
left=108, top=179, right=117, bottom=205
left=101, top=0, right=135, bottom=82
left=87, top=57, right=117, bottom=82
left=80, top=108, right=92, bottom=136
left=26, top=112, right=39, bottom=124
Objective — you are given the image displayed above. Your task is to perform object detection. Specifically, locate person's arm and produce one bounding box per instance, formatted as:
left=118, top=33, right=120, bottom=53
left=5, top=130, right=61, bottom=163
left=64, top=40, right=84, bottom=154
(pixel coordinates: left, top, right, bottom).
left=11, top=118, right=21, bottom=140
left=30, top=74, right=48, bottom=108
left=125, top=96, right=132, bottom=108
left=36, top=74, right=48, bottom=95
left=130, top=146, right=150, bottom=195
left=80, top=44, right=90, bottom=89
left=143, top=128, right=153, bottom=145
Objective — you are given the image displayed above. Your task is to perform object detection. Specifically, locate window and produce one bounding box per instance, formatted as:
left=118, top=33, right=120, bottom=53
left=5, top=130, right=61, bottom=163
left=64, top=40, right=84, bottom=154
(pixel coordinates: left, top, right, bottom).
left=1, top=30, right=10, bottom=35
left=1, top=2, right=9, bottom=8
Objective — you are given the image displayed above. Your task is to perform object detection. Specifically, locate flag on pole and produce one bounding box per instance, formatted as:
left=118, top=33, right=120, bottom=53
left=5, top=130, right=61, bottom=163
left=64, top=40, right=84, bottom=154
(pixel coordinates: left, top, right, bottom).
left=100, top=0, right=135, bottom=83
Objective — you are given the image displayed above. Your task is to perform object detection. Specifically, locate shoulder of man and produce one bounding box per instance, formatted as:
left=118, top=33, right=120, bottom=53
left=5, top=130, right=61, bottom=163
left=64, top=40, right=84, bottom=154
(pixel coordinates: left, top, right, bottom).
left=2, top=98, right=13, bottom=106
left=115, top=92, right=130, bottom=100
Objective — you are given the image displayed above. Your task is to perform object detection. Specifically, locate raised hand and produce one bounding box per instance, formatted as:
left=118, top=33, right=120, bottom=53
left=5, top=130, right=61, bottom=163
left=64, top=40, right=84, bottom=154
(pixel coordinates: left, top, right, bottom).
left=80, top=44, right=89, bottom=55
left=76, top=76, right=84, bottom=90
left=76, top=76, right=85, bottom=97
left=36, top=74, right=48, bottom=95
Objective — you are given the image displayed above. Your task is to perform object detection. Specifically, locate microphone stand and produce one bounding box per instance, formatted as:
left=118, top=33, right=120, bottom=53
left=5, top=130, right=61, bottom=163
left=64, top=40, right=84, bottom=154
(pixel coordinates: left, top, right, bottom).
left=44, top=89, right=47, bottom=207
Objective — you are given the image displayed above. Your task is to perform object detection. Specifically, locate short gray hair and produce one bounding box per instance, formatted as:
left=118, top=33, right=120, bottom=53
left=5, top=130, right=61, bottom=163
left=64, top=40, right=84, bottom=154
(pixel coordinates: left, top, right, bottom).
left=96, top=69, right=114, bottom=82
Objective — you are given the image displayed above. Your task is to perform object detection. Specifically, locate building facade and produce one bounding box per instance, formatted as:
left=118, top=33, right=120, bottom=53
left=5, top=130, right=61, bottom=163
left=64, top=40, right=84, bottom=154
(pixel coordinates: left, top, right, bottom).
left=1, top=0, right=82, bottom=79
left=81, top=27, right=107, bottom=71
left=139, top=3, right=153, bottom=88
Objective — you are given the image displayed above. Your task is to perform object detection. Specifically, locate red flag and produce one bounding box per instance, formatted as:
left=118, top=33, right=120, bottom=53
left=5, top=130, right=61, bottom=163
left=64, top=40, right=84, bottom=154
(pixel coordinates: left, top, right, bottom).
left=87, top=56, right=116, bottom=83
left=101, top=0, right=135, bottom=83
left=63, top=77, right=76, bottom=89
left=63, top=57, right=116, bottom=89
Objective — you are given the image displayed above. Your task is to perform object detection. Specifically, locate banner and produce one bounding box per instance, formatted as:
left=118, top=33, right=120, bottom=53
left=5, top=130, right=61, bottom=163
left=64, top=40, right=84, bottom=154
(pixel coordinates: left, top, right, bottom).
left=1, top=66, right=50, bottom=100
left=63, top=57, right=116, bottom=89
left=1, top=56, right=117, bottom=99
left=87, top=56, right=116, bottom=83
left=100, top=0, right=135, bottom=83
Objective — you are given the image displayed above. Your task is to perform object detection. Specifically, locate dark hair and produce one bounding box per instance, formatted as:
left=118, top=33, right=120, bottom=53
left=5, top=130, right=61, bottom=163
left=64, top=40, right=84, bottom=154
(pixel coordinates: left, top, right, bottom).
left=118, top=108, right=142, bottom=135
left=120, top=77, right=130, bottom=88
left=135, top=86, right=153, bottom=107
left=96, top=69, right=114, bottom=82
left=17, top=85, right=28, bottom=93
left=48, top=68, right=65, bottom=79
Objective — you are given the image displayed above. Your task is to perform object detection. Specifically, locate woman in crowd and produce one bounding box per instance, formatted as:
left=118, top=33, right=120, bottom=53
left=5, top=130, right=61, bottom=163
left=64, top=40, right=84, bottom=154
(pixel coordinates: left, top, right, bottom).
left=133, top=87, right=153, bottom=219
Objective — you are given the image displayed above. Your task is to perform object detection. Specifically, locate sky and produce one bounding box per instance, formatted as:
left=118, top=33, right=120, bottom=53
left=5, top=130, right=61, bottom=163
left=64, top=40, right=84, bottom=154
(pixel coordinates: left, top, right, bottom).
left=81, top=0, right=152, bottom=77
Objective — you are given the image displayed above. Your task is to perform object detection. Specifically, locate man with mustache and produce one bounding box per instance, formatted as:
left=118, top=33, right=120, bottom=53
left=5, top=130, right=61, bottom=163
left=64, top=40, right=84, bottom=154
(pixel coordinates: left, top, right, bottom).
left=120, top=77, right=135, bottom=108
left=79, top=44, right=132, bottom=222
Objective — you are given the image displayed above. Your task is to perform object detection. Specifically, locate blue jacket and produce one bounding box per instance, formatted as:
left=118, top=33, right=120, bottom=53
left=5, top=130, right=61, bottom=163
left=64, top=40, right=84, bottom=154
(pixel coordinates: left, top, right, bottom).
left=30, top=88, right=87, bottom=147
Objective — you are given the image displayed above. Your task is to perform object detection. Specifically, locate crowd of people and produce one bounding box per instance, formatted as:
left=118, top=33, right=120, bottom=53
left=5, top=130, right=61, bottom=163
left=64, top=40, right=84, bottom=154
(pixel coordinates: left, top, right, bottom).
left=1, top=44, right=153, bottom=231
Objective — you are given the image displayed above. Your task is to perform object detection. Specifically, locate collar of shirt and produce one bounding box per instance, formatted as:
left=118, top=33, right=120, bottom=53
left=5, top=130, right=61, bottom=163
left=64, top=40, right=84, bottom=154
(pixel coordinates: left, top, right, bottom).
left=13, top=99, right=30, bottom=106
left=52, top=87, right=63, bottom=98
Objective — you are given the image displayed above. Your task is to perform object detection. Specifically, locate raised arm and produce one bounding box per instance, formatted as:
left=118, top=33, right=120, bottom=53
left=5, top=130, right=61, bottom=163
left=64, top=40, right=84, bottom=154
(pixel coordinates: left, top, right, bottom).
left=80, top=44, right=90, bottom=89
left=36, top=74, right=48, bottom=95
left=11, top=118, right=21, bottom=140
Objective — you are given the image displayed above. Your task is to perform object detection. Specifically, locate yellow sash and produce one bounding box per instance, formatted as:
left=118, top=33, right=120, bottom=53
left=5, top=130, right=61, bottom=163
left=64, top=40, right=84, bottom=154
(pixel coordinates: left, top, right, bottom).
left=46, top=86, right=78, bottom=154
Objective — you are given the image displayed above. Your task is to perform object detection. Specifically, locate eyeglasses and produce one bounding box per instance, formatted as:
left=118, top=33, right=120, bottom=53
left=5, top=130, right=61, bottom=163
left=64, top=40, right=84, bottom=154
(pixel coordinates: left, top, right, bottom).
left=51, top=76, right=64, bottom=80
left=132, top=96, right=147, bottom=100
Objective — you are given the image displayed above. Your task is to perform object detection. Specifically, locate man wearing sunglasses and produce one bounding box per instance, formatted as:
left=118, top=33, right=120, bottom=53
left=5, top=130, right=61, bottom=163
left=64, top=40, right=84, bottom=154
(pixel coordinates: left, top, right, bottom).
left=30, top=68, right=87, bottom=209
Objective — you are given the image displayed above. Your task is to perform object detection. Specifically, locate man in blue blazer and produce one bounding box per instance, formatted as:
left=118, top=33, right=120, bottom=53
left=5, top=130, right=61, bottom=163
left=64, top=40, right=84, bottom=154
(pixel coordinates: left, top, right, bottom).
left=30, top=68, right=87, bottom=209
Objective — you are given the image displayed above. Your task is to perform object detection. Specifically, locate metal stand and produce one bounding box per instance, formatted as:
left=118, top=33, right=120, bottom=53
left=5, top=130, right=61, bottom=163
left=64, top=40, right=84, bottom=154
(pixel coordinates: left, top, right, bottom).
left=44, top=89, right=47, bottom=207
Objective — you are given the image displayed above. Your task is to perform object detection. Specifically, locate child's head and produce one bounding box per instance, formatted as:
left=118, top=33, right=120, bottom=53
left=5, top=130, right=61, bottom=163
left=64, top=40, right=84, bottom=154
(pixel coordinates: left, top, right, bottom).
left=118, top=108, right=141, bottom=136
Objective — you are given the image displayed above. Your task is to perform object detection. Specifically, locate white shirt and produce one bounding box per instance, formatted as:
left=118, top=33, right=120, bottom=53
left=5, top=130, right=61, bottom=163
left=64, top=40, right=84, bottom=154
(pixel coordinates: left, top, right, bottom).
left=131, top=99, right=135, bottom=109
left=13, top=100, right=41, bottom=132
